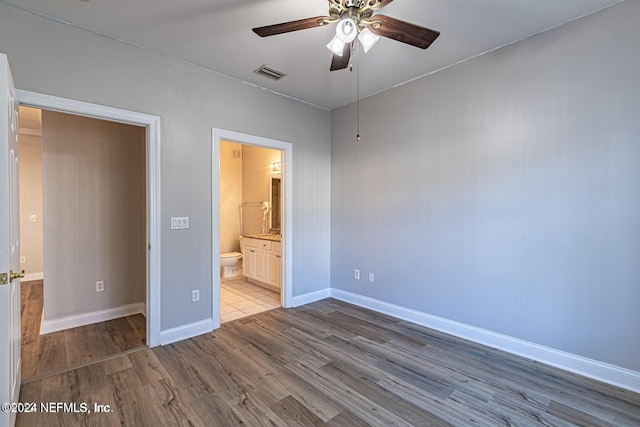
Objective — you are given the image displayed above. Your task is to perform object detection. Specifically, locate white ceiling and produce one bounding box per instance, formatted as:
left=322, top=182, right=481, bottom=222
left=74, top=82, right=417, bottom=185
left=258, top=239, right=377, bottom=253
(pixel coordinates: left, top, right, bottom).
left=6, top=0, right=624, bottom=110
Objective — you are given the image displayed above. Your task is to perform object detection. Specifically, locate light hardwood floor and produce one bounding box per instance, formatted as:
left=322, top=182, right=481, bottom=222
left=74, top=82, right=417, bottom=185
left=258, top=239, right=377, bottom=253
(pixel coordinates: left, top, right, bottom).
left=17, top=298, right=640, bottom=426
left=20, top=280, right=146, bottom=383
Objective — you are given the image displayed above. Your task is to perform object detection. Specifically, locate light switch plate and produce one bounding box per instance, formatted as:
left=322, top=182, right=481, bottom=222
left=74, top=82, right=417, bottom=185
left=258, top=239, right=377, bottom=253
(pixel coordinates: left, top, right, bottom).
left=171, top=217, right=189, bottom=230
left=29, top=214, right=37, bottom=222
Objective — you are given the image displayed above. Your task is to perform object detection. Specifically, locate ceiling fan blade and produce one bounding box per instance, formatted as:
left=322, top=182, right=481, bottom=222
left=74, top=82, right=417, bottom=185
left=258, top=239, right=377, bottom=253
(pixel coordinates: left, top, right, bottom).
left=330, top=42, right=352, bottom=71
left=369, top=15, right=440, bottom=49
left=365, top=0, right=396, bottom=10
left=253, top=16, right=330, bottom=37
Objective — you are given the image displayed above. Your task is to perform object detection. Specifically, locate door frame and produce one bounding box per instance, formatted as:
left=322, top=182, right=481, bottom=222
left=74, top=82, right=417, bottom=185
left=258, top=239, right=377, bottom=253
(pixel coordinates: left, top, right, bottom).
left=17, top=90, right=162, bottom=347
left=212, top=128, right=293, bottom=329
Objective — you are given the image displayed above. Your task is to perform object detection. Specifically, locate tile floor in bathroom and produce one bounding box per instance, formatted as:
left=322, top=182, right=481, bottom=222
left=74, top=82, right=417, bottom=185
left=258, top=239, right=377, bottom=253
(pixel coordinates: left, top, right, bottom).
left=220, top=274, right=281, bottom=323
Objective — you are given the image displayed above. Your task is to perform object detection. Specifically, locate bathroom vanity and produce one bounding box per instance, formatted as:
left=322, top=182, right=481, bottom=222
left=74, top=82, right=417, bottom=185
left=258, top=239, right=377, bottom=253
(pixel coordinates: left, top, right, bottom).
left=240, top=235, right=281, bottom=292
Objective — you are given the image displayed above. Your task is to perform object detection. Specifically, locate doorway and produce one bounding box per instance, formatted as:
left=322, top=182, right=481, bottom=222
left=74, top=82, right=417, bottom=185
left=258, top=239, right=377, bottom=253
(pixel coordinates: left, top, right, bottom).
left=212, top=129, right=293, bottom=330
left=18, top=89, right=161, bottom=350
left=18, top=106, right=149, bottom=381
left=219, top=142, right=282, bottom=323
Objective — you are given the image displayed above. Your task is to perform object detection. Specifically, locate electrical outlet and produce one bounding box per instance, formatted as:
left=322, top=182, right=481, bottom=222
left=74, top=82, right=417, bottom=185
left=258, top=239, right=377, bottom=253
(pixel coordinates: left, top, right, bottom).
left=354, top=269, right=360, bottom=280
left=96, top=281, right=105, bottom=292
left=20, top=256, right=26, bottom=264
left=368, top=273, right=375, bottom=283
left=29, top=214, right=37, bottom=222
left=192, top=289, right=200, bottom=302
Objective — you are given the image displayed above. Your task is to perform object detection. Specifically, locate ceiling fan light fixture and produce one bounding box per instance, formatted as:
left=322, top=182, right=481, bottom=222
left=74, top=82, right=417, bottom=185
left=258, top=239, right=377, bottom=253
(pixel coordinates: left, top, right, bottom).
left=253, top=0, right=441, bottom=73
left=358, top=27, right=380, bottom=53
left=327, top=35, right=346, bottom=56
left=336, top=18, right=357, bottom=43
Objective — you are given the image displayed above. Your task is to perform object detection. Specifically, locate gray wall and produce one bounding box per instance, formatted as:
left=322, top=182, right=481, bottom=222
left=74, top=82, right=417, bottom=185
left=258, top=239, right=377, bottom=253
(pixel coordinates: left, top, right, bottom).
left=42, top=111, right=146, bottom=319
left=0, top=2, right=331, bottom=330
left=332, top=1, right=640, bottom=372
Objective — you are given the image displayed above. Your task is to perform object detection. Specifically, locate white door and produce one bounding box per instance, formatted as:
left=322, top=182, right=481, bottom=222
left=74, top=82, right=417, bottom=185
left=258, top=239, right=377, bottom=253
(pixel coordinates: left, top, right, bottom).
left=0, top=53, right=21, bottom=427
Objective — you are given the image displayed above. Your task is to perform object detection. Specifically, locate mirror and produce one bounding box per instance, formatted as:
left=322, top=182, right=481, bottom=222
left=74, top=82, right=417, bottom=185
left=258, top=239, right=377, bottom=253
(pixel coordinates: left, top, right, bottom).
left=270, top=174, right=281, bottom=233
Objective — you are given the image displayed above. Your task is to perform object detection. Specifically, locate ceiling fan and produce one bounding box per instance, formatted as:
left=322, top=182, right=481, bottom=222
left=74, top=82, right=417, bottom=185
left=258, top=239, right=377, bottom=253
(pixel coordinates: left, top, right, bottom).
left=252, top=0, right=440, bottom=71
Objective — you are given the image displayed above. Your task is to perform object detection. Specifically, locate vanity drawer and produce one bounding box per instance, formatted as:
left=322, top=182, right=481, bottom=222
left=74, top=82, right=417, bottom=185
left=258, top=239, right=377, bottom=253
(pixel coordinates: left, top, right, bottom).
left=259, top=240, right=272, bottom=250
left=271, top=241, right=282, bottom=253
left=242, top=237, right=271, bottom=250
left=242, top=238, right=261, bottom=249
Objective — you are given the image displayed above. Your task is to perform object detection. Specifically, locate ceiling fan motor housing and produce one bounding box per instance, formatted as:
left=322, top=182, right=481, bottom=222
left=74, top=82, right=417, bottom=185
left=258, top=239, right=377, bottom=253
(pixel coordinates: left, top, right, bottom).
left=344, top=0, right=367, bottom=8
left=343, top=7, right=361, bottom=20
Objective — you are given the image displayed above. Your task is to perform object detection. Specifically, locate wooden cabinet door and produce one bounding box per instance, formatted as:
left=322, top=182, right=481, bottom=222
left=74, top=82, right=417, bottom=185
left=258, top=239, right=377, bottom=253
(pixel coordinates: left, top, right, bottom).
left=254, top=249, right=267, bottom=282
left=242, top=247, right=255, bottom=278
left=266, top=251, right=281, bottom=289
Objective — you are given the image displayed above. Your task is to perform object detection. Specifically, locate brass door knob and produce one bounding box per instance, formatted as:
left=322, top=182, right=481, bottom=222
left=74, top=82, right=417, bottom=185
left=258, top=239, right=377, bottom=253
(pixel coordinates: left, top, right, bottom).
left=9, top=269, right=25, bottom=283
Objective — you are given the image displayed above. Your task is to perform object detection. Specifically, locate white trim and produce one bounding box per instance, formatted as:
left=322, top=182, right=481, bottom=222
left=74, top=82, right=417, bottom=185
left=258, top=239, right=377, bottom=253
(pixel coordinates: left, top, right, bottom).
left=159, top=319, right=213, bottom=346
left=17, top=91, right=158, bottom=126
left=330, top=288, right=640, bottom=394
left=40, top=303, right=145, bottom=335
left=145, top=111, right=162, bottom=348
left=212, top=131, right=221, bottom=331
left=22, top=272, right=43, bottom=282
left=16, top=89, right=162, bottom=347
left=212, top=128, right=294, bottom=332
left=292, top=289, right=331, bottom=307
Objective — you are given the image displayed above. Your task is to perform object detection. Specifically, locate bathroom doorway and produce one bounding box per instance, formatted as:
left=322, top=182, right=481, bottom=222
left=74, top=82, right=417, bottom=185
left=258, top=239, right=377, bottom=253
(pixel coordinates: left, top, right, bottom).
left=212, top=129, right=293, bottom=329
left=220, top=142, right=281, bottom=322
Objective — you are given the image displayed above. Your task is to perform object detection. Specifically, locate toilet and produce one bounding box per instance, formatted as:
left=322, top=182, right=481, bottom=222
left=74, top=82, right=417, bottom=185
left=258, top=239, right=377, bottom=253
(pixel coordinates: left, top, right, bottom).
left=220, top=252, right=242, bottom=278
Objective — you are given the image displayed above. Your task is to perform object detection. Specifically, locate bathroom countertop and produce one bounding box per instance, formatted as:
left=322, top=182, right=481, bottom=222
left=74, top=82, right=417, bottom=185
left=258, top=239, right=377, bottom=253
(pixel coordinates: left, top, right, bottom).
left=241, top=234, right=282, bottom=242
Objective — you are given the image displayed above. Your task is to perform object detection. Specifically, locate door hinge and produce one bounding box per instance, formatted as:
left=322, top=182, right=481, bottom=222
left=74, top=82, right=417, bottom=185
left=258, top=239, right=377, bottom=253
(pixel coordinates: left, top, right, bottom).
left=0, top=273, right=7, bottom=285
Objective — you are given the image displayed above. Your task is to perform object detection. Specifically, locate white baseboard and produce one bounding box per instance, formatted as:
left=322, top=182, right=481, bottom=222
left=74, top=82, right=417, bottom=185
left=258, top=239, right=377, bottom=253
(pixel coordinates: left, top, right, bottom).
left=330, top=288, right=640, bottom=394
left=291, top=288, right=331, bottom=308
left=40, top=302, right=145, bottom=335
left=159, top=319, right=213, bottom=346
left=23, top=272, right=43, bottom=282
left=158, top=288, right=329, bottom=346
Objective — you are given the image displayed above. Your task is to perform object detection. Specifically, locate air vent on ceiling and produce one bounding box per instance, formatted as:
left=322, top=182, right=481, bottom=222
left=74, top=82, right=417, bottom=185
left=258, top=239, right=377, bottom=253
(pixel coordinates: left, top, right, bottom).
left=254, top=64, right=287, bottom=81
